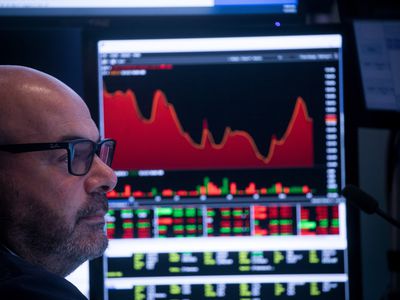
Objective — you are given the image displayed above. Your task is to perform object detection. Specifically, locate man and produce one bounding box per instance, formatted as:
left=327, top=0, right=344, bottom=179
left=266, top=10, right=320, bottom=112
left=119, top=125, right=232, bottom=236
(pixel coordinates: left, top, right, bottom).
left=0, top=65, right=117, bottom=299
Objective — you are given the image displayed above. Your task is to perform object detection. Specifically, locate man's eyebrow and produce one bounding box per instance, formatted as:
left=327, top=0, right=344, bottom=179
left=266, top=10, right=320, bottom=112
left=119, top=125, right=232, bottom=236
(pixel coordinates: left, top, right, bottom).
left=58, top=136, right=85, bottom=142
left=57, top=136, right=100, bottom=142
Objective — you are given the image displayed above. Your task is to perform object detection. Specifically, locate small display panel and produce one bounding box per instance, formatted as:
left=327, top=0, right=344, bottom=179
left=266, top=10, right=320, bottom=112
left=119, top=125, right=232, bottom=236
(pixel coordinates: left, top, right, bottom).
left=354, top=20, right=400, bottom=112
left=0, top=0, right=298, bottom=16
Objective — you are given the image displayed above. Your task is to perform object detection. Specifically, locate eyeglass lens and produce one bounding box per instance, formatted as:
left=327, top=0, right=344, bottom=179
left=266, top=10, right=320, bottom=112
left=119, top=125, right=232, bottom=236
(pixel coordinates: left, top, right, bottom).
left=71, top=140, right=115, bottom=175
left=98, top=140, right=115, bottom=167
left=71, top=141, right=95, bottom=175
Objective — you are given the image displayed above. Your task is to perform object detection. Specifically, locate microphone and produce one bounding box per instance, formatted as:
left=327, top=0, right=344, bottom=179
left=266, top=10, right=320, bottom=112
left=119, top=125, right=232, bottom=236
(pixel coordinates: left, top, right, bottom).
left=342, top=185, right=400, bottom=229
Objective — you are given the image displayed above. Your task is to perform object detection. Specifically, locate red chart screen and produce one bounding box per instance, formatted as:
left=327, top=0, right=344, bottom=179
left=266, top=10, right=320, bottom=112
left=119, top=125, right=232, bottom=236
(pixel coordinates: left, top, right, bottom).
left=97, top=35, right=349, bottom=300
left=102, top=55, right=337, bottom=199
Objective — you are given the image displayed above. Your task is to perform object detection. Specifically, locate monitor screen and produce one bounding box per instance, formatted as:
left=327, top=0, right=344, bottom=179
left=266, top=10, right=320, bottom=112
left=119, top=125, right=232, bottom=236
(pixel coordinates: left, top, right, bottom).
left=354, top=20, right=400, bottom=112
left=0, top=0, right=298, bottom=16
left=96, top=32, right=349, bottom=299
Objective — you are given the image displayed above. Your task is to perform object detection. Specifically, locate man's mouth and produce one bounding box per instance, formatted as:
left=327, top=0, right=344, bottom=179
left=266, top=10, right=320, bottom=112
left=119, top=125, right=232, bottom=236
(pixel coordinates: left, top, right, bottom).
left=81, top=214, right=105, bottom=223
left=77, top=194, right=109, bottom=225
left=79, top=210, right=107, bottom=224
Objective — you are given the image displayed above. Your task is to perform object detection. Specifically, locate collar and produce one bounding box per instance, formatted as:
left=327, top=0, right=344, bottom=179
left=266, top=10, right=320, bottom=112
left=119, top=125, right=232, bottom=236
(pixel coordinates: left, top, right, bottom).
left=0, top=243, right=19, bottom=257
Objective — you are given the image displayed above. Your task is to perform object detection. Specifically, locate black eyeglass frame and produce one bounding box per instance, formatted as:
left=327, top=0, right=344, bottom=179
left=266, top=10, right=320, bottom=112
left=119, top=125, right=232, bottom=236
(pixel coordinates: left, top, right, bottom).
left=0, top=138, right=116, bottom=176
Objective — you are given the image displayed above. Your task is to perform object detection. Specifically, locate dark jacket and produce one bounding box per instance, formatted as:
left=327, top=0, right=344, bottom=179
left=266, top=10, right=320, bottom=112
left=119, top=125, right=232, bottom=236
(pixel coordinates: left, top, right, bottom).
left=0, top=246, right=87, bottom=300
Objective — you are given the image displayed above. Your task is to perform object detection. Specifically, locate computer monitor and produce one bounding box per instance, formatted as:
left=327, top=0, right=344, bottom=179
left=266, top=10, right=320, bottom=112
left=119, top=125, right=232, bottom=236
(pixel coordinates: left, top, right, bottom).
left=87, top=29, right=357, bottom=299
left=0, top=0, right=299, bottom=16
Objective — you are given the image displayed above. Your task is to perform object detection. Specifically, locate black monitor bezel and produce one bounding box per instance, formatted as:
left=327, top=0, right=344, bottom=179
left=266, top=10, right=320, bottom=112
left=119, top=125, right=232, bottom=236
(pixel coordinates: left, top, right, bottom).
left=82, top=24, right=362, bottom=300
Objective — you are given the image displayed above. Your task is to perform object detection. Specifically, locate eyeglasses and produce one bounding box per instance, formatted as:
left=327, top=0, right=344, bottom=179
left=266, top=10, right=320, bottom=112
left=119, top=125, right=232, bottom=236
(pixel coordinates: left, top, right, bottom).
left=0, top=138, right=116, bottom=176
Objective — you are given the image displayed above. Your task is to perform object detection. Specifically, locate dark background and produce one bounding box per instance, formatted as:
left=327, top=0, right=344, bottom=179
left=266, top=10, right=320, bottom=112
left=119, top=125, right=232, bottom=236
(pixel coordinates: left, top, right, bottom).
left=0, top=1, right=399, bottom=299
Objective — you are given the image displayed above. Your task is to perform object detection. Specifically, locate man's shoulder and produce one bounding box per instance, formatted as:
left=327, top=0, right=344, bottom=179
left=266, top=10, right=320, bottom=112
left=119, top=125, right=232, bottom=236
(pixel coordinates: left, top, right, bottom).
left=0, top=248, right=87, bottom=300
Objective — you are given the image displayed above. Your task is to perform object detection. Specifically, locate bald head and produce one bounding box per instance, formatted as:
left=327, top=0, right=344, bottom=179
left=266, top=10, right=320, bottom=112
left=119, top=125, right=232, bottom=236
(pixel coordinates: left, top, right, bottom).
left=0, top=66, right=117, bottom=278
left=0, top=65, right=92, bottom=144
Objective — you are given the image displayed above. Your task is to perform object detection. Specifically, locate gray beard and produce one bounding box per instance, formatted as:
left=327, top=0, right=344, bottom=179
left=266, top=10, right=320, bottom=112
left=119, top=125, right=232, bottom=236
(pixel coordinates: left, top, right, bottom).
left=0, top=178, right=109, bottom=277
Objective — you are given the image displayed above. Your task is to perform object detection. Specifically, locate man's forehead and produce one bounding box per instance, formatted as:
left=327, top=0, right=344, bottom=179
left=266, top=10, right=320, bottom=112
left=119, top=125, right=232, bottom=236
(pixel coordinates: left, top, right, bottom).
left=3, top=115, right=100, bottom=145
left=23, top=112, right=100, bottom=142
